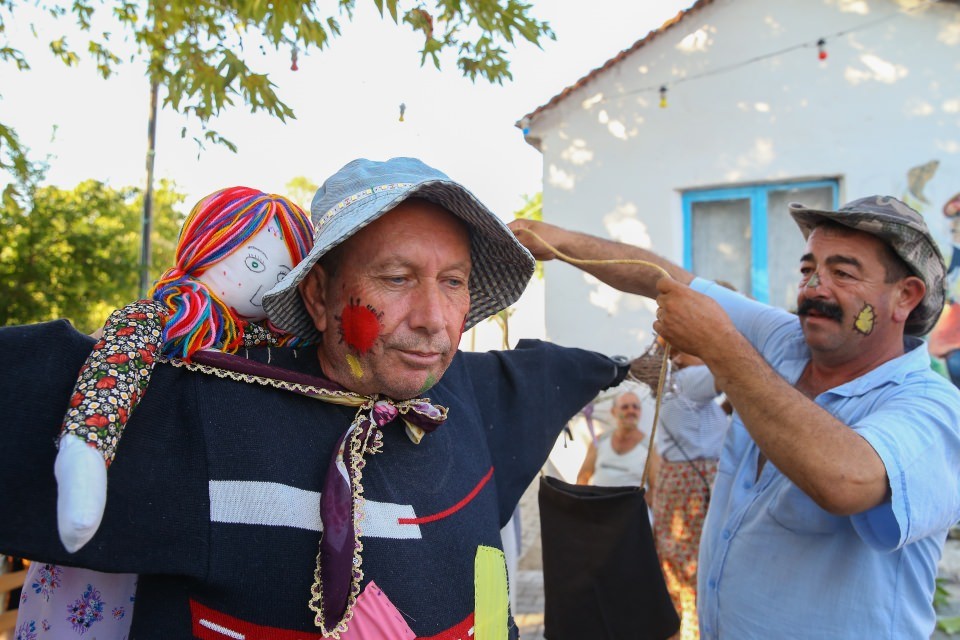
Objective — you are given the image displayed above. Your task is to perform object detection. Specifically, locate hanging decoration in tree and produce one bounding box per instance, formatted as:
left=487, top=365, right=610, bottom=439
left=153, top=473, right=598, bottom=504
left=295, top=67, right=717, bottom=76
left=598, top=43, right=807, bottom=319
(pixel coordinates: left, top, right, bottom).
left=659, top=86, right=668, bottom=109
left=399, top=103, right=406, bottom=122
left=817, top=38, right=827, bottom=61
left=291, top=46, right=299, bottom=71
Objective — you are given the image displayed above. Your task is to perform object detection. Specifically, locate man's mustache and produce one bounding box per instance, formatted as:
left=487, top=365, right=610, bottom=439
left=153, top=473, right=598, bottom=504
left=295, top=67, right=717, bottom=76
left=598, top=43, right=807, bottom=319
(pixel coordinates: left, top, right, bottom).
left=797, top=298, right=843, bottom=322
left=388, top=337, right=452, bottom=355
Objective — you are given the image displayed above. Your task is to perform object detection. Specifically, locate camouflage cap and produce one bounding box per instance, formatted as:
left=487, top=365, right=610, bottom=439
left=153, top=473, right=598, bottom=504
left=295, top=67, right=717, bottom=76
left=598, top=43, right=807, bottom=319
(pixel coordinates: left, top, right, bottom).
left=789, top=195, right=947, bottom=336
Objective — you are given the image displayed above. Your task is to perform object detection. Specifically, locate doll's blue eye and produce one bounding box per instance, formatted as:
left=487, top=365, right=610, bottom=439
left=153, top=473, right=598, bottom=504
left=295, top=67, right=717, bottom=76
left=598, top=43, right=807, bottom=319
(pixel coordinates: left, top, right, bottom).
left=245, top=255, right=265, bottom=273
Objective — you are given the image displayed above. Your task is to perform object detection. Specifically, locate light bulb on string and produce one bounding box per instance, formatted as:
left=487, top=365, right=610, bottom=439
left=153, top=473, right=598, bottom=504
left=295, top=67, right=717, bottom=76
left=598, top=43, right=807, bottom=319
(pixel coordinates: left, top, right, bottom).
left=290, top=46, right=299, bottom=71
left=817, top=38, right=827, bottom=61
left=659, top=86, right=668, bottom=109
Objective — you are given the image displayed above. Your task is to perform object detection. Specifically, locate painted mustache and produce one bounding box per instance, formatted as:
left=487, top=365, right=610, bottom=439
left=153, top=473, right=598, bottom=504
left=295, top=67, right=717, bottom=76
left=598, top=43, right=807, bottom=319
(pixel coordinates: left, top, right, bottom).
left=797, top=298, right=843, bottom=322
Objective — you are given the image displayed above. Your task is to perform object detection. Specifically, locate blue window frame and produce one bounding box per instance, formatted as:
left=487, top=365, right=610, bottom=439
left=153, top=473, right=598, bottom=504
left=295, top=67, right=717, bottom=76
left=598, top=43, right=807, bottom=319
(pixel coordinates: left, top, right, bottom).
left=681, top=180, right=839, bottom=307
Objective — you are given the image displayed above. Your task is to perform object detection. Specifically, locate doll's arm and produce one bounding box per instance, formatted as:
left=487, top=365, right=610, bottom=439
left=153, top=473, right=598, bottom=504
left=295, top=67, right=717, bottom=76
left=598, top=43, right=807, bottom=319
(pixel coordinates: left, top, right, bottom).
left=56, top=299, right=167, bottom=551
left=241, top=322, right=303, bottom=349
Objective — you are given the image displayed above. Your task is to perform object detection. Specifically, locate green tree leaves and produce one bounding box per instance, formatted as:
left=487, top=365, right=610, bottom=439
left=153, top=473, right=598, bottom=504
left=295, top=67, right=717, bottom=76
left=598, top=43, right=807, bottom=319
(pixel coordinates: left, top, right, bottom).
left=0, top=179, right=185, bottom=332
left=1, top=0, right=553, bottom=168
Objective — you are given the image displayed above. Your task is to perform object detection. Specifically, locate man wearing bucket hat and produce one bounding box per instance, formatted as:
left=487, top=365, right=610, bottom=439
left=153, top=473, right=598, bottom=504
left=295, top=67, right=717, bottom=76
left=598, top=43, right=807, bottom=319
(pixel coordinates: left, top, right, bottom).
left=510, top=195, right=960, bottom=639
left=0, top=157, right=632, bottom=638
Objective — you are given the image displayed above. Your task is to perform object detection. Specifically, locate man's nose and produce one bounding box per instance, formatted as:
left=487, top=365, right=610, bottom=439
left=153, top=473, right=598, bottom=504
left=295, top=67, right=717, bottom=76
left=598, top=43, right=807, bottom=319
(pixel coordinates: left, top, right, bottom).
left=409, top=281, right=446, bottom=333
left=801, top=271, right=827, bottom=297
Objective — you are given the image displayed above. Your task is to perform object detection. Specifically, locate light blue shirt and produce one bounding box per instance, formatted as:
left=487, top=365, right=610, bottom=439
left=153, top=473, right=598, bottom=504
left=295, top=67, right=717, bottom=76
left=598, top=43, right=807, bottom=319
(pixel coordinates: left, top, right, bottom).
left=692, top=278, right=960, bottom=639
left=656, top=364, right=729, bottom=462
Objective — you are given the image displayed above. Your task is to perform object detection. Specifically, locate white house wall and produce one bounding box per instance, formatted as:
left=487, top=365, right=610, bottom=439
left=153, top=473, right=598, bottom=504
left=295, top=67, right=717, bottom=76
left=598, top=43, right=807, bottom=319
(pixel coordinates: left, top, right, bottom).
left=525, top=0, right=960, bottom=357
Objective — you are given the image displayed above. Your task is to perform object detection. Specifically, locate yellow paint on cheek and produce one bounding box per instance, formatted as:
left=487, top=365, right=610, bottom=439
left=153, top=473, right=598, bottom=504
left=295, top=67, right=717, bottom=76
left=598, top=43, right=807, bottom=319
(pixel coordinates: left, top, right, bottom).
left=854, top=303, right=876, bottom=335
left=346, top=354, right=364, bottom=379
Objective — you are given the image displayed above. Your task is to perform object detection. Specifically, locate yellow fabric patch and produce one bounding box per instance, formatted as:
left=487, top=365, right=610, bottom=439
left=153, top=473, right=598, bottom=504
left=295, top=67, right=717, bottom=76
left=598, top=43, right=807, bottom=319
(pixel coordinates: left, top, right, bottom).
left=474, top=545, right=508, bottom=640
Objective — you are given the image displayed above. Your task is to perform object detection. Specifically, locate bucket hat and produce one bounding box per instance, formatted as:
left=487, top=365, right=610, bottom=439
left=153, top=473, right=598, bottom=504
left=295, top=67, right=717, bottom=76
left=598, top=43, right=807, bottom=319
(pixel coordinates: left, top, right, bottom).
left=262, top=157, right=536, bottom=342
left=789, top=195, right=946, bottom=336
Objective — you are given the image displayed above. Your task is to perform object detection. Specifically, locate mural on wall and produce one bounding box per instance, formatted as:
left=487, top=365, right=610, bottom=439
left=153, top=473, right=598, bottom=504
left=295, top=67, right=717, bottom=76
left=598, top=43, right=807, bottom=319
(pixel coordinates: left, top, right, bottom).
left=926, top=187, right=960, bottom=388
left=894, top=160, right=960, bottom=385
left=905, top=159, right=939, bottom=205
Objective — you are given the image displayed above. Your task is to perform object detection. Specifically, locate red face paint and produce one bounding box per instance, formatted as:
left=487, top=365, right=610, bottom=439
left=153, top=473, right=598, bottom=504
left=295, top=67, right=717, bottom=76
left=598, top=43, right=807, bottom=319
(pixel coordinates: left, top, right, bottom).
left=338, top=297, right=382, bottom=354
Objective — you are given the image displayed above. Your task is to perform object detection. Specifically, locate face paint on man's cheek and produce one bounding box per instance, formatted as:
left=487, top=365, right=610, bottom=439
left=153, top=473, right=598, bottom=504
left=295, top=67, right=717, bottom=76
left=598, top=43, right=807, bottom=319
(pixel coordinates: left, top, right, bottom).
left=346, top=354, right=364, bottom=379
left=335, top=296, right=383, bottom=354
left=417, top=373, right=437, bottom=395
left=854, top=302, right=876, bottom=335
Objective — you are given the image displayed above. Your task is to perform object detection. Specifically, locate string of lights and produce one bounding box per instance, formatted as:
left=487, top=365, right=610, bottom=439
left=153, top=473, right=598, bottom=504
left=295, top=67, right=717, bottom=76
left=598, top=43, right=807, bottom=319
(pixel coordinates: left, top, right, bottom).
left=588, top=0, right=940, bottom=110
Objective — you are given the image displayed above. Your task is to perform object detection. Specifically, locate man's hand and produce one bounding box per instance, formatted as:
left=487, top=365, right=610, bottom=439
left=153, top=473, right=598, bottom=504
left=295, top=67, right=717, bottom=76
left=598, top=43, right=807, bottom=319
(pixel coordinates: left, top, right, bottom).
left=508, top=219, right=560, bottom=261
left=653, top=277, right=741, bottom=363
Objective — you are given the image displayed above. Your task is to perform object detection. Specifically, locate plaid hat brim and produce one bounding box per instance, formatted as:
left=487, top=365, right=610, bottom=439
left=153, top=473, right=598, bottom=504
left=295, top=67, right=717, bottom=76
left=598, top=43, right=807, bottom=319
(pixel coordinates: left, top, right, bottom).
left=262, top=166, right=535, bottom=343
left=789, top=196, right=947, bottom=336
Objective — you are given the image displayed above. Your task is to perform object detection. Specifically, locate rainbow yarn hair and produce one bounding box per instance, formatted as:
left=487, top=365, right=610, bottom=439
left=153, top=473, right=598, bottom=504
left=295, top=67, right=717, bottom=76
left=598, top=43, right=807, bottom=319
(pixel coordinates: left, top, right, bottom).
left=148, top=186, right=314, bottom=359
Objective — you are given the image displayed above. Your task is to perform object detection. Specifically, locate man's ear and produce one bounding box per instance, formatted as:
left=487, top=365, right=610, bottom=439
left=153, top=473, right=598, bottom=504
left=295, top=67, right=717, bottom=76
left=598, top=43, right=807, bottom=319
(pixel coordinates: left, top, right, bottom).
left=298, top=266, right=331, bottom=334
left=892, top=276, right=926, bottom=324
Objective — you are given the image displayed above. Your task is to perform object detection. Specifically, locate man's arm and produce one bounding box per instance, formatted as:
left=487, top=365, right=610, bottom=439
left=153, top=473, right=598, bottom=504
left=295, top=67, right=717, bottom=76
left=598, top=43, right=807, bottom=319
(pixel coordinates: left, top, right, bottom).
left=654, top=278, right=889, bottom=515
left=508, top=219, right=693, bottom=296
left=509, top=220, right=889, bottom=516
left=577, top=444, right=598, bottom=485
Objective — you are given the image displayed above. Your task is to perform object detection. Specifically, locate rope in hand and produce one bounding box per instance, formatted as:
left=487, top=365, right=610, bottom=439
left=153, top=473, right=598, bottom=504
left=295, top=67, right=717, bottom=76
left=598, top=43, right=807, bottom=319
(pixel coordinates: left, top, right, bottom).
left=514, top=227, right=672, bottom=489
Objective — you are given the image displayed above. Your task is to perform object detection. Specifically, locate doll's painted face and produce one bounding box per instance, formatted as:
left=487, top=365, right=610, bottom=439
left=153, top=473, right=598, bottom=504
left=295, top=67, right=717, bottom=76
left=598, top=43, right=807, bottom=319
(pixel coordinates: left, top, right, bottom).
left=198, top=222, right=294, bottom=320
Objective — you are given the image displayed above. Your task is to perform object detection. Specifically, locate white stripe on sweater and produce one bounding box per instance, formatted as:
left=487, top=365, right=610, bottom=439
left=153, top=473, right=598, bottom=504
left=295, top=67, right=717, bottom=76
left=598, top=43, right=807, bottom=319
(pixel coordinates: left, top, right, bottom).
left=208, top=480, right=422, bottom=539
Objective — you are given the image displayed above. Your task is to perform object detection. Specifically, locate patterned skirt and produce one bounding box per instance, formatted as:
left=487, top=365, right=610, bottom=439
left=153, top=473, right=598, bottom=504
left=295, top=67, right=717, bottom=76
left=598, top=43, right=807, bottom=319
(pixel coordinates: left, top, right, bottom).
left=15, top=563, right=137, bottom=639
left=652, top=459, right=718, bottom=640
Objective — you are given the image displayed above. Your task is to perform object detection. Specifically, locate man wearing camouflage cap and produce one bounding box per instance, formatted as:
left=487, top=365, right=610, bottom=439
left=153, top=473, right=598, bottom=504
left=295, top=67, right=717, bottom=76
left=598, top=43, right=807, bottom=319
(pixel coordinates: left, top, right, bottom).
left=511, top=195, right=960, bottom=639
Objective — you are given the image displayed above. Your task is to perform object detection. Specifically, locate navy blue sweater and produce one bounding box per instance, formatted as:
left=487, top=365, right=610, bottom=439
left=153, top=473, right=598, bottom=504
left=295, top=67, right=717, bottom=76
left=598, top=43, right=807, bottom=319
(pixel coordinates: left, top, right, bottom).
left=0, top=320, right=626, bottom=638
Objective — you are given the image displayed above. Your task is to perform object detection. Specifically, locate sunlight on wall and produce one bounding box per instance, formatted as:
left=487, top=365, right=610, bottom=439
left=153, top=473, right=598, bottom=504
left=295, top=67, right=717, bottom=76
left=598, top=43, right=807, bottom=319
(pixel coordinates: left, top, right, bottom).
left=608, top=120, right=629, bottom=140
left=561, top=139, right=594, bottom=166
left=548, top=163, right=576, bottom=190
left=943, top=99, right=960, bottom=114
left=725, top=137, right=776, bottom=181
left=737, top=101, right=771, bottom=113
left=939, top=19, right=960, bottom=46
left=597, top=109, right=631, bottom=140
left=582, top=93, right=604, bottom=109
left=836, top=0, right=870, bottom=15
left=936, top=139, right=960, bottom=154
left=763, top=16, right=784, bottom=35
left=584, top=272, right=623, bottom=315
left=844, top=54, right=908, bottom=84
left=906, top=99, right=935, bottom=117
left=677, top=26, right=715, bottom=53
left=604, top=202, right=653, bottom=248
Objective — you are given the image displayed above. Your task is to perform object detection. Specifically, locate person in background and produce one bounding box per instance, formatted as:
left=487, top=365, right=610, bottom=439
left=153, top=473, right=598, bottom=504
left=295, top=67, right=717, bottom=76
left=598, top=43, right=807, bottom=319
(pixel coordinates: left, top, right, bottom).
left=577, top=390, right=649, bottom=488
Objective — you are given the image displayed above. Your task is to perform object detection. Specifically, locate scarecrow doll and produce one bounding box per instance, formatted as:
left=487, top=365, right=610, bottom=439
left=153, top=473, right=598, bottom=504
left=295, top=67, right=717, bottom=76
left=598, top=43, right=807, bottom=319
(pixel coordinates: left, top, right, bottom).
left=55, top=186, right=314, bottom=551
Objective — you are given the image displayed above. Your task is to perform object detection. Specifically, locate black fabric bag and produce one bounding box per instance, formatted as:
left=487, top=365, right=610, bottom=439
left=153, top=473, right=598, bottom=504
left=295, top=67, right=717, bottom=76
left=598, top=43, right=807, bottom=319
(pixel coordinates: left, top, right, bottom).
left=538, top=475, right=680, bottom=640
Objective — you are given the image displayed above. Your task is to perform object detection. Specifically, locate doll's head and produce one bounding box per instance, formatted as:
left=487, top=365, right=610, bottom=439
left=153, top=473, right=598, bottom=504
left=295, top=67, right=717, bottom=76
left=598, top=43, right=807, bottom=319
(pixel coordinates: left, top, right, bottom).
left=149, top=187, right=314, bottom=358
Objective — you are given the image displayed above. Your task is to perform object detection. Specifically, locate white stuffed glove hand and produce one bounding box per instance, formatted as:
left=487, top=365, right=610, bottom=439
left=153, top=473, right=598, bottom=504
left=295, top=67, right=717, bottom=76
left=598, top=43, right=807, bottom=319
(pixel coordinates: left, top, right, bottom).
left=55, top=435, right=108, bottom=552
